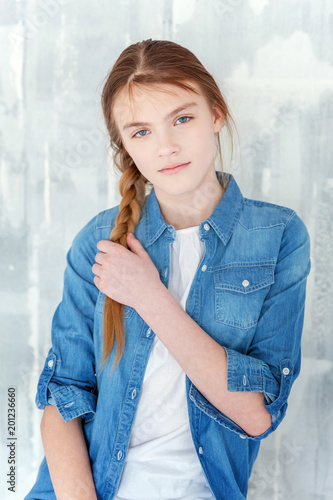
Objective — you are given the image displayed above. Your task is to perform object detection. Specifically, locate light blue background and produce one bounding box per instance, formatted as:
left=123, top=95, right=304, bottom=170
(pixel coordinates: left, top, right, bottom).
left=0, top=1, right=332, bottom=498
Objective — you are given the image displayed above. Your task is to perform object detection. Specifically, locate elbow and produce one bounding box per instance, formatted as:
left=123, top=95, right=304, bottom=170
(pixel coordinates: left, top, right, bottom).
left=245, top=410, right=272, bottom=438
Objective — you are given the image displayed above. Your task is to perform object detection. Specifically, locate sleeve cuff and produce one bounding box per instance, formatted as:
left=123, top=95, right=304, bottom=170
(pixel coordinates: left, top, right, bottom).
left=35, top=352, right=97, bottom=423
left=224, top=347, right=281, bottom=404
left=188, top=349, right=295, bottom=441
left=36, top=382, right=97, bottom=423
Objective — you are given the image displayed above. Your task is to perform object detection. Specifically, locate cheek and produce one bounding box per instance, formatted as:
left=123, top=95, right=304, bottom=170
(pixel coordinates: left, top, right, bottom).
left=132, top=148, right=150, bottom=169
left=189, top=125, right=215, bottom=155
left=124, top=141, right=146, bottom=164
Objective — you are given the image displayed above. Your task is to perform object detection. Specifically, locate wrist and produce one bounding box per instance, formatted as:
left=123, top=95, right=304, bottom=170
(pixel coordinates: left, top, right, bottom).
left=136, top=280, right=170, bottom=321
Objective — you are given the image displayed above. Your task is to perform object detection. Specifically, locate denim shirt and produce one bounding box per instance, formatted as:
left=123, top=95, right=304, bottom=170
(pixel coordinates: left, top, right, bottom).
left=25, top=171, right=311, bottom=500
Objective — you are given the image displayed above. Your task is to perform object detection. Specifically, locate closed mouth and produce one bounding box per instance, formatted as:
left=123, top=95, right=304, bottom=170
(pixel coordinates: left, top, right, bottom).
left=160, top=162, right=190, bottom=172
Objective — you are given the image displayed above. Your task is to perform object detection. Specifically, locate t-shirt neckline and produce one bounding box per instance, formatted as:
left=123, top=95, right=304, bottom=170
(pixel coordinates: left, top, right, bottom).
left=174, top=225, right=200, bottom=235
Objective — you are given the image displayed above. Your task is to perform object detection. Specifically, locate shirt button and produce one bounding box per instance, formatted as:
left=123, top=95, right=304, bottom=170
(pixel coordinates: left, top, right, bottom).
left=164, top=268, right=168, bottom=277
left=47, top=360, right=54, bottom=369
left=203, top=223, right=210, bottom=231
left=201, top=264, right=207, bottom=272
left=146, top=328, right=151, bottom=337
left=242, top=280, right=249, bottom=288
left=240, top=434, right=247, bottom=439
left=131, top=389, right=136, bottom=399
left=282, top=367, right=290, bottom=376
left=117, top=451, right=123, bottom=460
left=198, top=446, right=203, bottom=454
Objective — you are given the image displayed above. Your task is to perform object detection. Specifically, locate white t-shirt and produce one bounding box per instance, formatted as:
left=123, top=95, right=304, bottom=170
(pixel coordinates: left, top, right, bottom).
left=114, top=226, right=215, bottom=500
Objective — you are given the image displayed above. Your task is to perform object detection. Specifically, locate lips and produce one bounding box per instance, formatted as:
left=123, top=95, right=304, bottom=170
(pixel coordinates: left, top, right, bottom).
left=160, top=162, right=190, bottom=172
left=159, top=162, right=190, bottom=175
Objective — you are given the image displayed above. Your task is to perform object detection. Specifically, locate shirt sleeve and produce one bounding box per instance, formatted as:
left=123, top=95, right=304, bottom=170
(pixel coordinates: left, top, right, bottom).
left=190, top=211, right=311, bottom=440
left=35, top=214, right=100, bottom=424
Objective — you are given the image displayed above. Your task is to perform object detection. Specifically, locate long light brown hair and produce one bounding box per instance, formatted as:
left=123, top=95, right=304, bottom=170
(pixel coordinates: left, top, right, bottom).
left=100, top=39, right=239, bottom=373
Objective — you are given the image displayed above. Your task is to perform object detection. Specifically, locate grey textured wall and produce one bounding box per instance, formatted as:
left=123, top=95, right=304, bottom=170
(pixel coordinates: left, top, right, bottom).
left=1, top=1, right=332, bottom=498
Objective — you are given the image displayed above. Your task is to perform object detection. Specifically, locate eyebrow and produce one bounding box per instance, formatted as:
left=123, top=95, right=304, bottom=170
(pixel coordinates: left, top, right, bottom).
left=122, top=102, right=198, bottom=131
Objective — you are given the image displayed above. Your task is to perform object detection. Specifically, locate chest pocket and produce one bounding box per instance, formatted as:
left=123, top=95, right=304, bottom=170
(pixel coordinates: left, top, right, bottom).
left=95, top=291, right=134, bottom=319
left=213, top=263, right=275, bottom=329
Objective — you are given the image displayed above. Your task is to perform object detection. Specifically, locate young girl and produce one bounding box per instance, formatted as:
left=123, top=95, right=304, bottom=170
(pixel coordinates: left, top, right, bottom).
left=25, top=39, right=311, bottom=500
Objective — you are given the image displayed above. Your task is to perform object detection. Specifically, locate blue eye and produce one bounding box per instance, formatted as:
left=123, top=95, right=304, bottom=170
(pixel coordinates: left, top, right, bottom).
left=176, top=116, right=191, bottom=124
left=133, top=129, right=149, bottom=138
left=132, top=116, right=192, bottom=138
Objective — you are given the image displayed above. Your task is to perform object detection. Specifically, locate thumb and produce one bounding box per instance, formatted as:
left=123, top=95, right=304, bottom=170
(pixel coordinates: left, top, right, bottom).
left=127, top=233, right=145, bottom=254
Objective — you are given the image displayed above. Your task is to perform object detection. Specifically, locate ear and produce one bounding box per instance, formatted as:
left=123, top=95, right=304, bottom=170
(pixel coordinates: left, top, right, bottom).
left=212, top=104, right=225, bottom=134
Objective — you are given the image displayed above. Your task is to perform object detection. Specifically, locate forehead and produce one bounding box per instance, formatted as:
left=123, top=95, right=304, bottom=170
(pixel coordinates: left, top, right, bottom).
left=113, top=81, right=204, bottom=125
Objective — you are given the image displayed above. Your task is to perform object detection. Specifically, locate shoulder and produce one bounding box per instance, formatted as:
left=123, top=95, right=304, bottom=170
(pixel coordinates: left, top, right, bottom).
left=238, top=197, right=310, bottom=250
left=95, top=204, right=121, bottom=229
left=239, top=197, right=296, bottom=230
left=70, top=204, right=121, bottom=259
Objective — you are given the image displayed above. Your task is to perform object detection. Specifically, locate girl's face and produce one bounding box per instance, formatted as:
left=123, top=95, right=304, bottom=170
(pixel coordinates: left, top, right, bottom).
left=113, top=81, right=224, bottom=204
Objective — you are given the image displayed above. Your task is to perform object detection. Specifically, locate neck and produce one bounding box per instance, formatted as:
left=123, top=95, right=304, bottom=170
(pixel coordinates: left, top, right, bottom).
left=154, top=170, right=225, bottom=230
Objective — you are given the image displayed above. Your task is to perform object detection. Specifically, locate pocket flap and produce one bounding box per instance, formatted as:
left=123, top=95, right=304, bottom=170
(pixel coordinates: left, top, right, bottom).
left=213, top=263, right=275, bottom=293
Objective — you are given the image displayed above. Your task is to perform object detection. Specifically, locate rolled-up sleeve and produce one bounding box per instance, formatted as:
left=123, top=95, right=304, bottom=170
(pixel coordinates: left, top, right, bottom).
left=224, top=212, right=311, bottom=439
left=35, top=215, right=100, bottom=423
left=190, top=212, right=311, bottom=440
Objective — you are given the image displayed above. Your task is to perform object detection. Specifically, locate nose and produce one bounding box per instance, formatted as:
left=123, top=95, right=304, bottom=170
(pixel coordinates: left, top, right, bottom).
left=156, top=129, right=181, bottom=158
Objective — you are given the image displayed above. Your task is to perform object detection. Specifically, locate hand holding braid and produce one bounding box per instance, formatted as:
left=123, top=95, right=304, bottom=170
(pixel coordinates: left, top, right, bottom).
left=92, top=231, right=160, bottom=310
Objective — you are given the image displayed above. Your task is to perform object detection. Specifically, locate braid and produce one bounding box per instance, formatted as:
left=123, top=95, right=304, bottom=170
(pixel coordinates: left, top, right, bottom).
left=99, top=152, right=147, bottom=374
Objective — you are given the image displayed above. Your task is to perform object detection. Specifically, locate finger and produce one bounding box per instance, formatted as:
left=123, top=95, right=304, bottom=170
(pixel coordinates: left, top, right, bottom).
left=92, top=263, right=102, bottom=276
left=94, top=252, right=104, bottom=264
left=97, top=240, right=115, bottom=252
left=93, top=275, right=102, bottom=290
left=127, top=233, right=146, bottom=255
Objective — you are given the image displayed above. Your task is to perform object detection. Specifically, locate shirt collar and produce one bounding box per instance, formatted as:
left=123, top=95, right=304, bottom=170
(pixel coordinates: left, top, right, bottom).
left=141, top=171, right=244, bottom=247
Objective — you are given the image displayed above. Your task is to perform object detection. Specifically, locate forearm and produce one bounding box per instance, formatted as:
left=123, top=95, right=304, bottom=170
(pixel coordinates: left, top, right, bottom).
left=137, top=282, right=272, bottom=437
left=40, top=405, right=97, bottom=500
